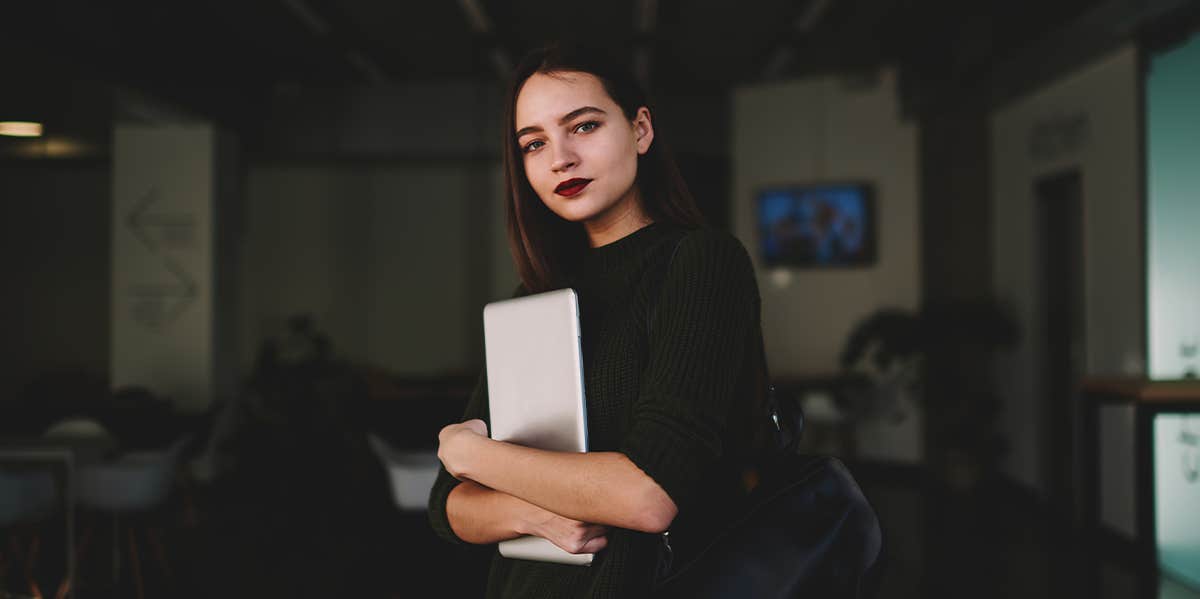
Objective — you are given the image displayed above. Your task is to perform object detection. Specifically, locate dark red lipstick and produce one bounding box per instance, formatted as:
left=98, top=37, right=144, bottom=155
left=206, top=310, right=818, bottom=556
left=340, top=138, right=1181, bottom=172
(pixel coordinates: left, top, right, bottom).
left=554, top=178, right=592, bottom=197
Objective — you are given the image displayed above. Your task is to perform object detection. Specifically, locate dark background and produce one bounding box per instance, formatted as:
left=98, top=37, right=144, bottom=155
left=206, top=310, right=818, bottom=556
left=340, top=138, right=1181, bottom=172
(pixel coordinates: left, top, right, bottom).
left=2, top=1, right=1200, bottom=598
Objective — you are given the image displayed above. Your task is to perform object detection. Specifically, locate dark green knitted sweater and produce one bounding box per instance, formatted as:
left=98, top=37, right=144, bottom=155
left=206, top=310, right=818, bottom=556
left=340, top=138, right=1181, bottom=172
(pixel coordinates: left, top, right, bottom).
left=428, top=222, right=766, bottom=598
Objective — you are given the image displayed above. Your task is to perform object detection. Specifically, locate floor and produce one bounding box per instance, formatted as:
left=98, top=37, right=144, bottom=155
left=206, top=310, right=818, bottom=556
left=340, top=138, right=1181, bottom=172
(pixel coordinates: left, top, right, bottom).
left=4, top=454, right=1198, bottom=599
left=856, top=467, right=1200, bottom=599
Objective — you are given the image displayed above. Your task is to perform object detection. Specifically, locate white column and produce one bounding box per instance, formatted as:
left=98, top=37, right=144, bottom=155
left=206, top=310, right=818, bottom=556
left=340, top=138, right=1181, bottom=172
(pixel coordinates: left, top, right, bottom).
left=111, top=124, right=237, bottom=413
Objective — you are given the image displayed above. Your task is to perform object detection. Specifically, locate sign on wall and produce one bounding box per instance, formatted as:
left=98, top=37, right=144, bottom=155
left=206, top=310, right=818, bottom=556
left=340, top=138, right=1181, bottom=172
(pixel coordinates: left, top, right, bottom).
left=111, top=125, right=230, bottom=412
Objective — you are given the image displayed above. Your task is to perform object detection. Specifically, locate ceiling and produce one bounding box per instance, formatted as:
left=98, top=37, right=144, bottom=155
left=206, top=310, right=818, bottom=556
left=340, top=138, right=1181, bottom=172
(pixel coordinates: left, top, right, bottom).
left=0, top=0, right=1141, bottom=152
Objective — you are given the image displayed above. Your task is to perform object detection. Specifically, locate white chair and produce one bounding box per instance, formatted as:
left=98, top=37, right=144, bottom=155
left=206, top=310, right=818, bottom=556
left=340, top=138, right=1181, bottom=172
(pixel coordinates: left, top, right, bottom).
left=366, top=434, right=442, bottom=512
left=0, top=467, right=59, bottom=597
left=799, top=390, right=856, bottom=456
left=42, top=418, right=115, bottom=445
left=70, top=434, right=192, bottom=599
left=0, top=470, right=57, bottom=526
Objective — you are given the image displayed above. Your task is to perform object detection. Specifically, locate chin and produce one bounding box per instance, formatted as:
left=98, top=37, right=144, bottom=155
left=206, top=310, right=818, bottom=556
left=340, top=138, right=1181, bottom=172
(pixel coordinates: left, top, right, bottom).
left=543, top=195, right=613, bottom=223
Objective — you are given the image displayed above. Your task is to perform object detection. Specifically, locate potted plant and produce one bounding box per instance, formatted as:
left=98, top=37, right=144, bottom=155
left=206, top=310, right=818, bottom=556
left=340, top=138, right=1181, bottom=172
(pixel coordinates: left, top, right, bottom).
left=839, top=299, right=1019, bottom=492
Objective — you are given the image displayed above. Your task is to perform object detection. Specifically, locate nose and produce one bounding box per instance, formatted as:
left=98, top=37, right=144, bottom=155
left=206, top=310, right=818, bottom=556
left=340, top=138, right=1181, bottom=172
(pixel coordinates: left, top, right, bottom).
left=550, top=143, right=578, bottom=173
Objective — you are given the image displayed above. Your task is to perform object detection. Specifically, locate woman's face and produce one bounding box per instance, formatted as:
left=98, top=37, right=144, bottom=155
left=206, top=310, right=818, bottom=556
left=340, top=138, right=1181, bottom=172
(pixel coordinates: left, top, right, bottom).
left=514, top=71, right=654, bottom=227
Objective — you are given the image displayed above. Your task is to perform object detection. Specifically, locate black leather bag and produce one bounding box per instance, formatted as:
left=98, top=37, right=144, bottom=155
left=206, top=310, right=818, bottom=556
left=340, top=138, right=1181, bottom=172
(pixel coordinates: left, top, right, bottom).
left=653, top=450, right=885, bottom=598
left=649, top=236, right=884, bottom=598
left=652, top=382, right=884, bottom=598
left=651, top=347, right=885, bottom=598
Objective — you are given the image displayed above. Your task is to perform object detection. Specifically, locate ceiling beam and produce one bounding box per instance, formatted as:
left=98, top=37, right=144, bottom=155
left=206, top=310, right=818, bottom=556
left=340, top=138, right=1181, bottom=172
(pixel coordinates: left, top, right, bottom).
left=761, top=0, right=835, bottom=79
left=278, top=0, right=391, bottom=85
left=456, top=0, right=514, bottom=81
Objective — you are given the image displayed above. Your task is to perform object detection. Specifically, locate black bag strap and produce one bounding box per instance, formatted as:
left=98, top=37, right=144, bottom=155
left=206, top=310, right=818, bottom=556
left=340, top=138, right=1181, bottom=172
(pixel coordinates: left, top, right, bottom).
left=760, top=337, right=805, bottom=453
left=758, top=336, right=794, bottom=453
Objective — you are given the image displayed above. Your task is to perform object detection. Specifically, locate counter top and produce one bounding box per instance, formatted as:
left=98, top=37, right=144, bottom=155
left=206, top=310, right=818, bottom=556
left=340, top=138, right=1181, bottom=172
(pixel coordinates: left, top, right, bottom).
left=1082, top=377, right=1200, bottom=403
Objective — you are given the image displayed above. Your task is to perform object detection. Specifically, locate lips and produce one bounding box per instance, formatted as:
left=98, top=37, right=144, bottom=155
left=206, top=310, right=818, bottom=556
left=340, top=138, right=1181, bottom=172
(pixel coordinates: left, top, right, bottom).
left=554, top=178, right=592, bottom=197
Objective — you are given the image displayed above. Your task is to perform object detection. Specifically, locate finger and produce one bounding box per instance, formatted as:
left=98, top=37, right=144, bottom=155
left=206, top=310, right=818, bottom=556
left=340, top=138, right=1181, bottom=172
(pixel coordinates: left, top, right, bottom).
left=548, top=535, right=589, bottom=555
left=581, top=525, right=609, bottom=540
left=579, top=535, right=607, bottom=554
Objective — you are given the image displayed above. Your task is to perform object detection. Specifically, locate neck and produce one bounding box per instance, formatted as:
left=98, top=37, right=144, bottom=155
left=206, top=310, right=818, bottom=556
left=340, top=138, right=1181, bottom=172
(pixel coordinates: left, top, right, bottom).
left=584, top=188, right=655, bottom=247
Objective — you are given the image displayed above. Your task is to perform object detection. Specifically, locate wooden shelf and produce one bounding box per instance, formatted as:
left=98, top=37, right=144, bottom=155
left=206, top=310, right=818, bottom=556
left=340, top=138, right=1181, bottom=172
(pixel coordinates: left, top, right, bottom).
left=1081, top=377, right=1200, bottom=403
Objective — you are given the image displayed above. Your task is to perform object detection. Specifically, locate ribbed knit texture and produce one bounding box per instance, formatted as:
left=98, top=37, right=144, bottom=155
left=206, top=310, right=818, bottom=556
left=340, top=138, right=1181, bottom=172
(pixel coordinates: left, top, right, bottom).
left=427, top=222, right=764, bottom=598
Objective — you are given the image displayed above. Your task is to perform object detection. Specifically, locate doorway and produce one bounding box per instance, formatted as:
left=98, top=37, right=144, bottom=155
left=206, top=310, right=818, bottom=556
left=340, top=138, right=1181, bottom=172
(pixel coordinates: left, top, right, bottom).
left=1035, top=169, right=1087, bottom=527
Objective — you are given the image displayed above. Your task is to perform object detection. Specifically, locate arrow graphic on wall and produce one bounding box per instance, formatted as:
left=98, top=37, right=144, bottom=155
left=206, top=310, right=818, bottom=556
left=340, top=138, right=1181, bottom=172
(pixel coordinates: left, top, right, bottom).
left=127, top=186, right=199, bottom=253
left=124, top=186, right=201, bottom=328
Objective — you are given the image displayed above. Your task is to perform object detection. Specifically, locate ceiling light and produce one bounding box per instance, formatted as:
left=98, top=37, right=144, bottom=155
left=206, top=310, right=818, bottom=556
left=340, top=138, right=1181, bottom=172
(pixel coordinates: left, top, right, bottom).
left=0, top=121, right=43, bottom=137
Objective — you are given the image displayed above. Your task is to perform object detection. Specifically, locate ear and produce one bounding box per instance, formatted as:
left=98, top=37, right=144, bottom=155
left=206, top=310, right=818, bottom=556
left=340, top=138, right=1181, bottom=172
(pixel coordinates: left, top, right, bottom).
left=633, top=106, right=655, bottom=155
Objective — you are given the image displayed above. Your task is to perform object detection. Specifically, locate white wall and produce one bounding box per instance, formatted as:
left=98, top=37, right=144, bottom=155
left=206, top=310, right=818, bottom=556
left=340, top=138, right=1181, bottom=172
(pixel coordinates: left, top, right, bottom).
left=238, top=78, right=516, bottom=379
left=111, top=125, right=238, bottom=412
left=732, top=68, right=922, bottom=463
left=239, top=162, right=511, bottom=378
left=990, top=45, right=1142, bottom=493
left=732, top=68, right=921, bottom=377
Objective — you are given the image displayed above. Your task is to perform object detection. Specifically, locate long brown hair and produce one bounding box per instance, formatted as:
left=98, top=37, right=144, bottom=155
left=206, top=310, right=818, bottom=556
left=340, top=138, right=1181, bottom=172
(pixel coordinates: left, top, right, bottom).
left=502, top=43, right=705, bottom=293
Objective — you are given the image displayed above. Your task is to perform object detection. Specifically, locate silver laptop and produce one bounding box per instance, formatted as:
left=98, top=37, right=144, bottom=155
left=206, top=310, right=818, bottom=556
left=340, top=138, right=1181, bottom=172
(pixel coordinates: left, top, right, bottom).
left=483, top=288, right=593, bottom=566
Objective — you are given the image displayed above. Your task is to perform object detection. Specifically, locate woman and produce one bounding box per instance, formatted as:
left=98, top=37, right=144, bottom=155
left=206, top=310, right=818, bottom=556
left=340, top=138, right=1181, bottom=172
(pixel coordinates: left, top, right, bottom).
left=428, top=42, right=772, bottom=598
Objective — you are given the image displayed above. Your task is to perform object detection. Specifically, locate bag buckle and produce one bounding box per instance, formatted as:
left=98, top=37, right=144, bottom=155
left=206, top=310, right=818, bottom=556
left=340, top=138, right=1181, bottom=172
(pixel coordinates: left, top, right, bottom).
left=655, top=531, right=674, bottom=582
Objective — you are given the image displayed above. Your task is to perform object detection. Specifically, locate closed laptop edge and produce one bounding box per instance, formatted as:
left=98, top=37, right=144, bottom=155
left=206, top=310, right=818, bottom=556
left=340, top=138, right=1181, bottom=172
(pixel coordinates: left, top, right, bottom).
left=498, top=535, right=594, bottom=566
left=483, top=288, right=593, bottom=567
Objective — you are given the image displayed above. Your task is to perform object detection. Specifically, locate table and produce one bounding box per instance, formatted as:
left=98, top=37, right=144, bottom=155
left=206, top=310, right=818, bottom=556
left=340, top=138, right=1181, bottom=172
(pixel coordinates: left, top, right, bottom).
left=1083, top=378, right=1200, bottom=592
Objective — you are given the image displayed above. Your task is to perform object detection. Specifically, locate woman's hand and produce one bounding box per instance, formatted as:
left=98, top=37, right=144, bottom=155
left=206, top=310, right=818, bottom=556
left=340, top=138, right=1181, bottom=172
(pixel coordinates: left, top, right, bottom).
left=521, top=507, right=610, bottom=555
left=438, top=419, right=489, bottom=480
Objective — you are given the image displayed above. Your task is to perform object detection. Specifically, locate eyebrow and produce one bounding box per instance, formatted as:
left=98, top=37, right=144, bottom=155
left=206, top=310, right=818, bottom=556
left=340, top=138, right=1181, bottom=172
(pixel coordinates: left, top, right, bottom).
left=515, top=106, right=607, bottom=139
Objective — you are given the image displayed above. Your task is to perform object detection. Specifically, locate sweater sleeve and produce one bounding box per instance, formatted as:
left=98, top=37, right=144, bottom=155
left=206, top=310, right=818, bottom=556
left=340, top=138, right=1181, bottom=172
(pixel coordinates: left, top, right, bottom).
left=618, top=229, right=760, bottom=511
left=427, top=366, right=490, bottom=545
left=427, top=283, right=525, bottom=545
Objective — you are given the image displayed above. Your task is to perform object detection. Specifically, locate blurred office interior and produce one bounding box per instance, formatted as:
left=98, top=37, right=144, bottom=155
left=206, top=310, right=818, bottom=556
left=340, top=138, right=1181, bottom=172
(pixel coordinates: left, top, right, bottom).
left=2, top=0, right=1200, bottom=597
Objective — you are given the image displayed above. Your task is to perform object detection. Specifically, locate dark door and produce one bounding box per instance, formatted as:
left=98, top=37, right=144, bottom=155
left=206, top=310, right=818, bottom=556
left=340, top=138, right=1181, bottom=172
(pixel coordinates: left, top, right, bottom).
left=1035, top=169, right=1087, bottom=527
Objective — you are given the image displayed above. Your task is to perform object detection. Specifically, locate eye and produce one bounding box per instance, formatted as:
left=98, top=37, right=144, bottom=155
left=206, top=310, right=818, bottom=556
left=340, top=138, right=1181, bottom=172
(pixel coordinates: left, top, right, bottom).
left=574, top=121, right=600, bottom=134
left=522, top=139, right=544, bottom=154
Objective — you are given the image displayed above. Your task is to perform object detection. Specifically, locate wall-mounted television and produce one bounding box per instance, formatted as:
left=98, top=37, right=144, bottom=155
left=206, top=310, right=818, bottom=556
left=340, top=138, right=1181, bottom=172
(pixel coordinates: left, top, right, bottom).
left=756, top=182, right=877, bottom=268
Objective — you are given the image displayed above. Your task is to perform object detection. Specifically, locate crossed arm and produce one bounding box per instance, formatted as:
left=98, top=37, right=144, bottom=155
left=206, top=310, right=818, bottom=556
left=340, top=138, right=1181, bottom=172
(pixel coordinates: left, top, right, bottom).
left=434, top=232, right=759, bottom=552
left=437, top=419, right=678, bottom=550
